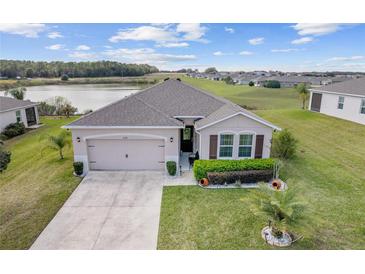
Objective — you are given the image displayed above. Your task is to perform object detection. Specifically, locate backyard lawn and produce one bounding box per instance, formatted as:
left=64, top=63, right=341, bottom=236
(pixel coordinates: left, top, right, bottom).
left=0, top=117, right=81, bottom=249
left=157, top=79, right=365, bottom=249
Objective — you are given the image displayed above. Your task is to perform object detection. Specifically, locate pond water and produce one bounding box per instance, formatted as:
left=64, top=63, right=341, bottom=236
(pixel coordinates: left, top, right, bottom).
left=0, top=83, right=147, bottom=114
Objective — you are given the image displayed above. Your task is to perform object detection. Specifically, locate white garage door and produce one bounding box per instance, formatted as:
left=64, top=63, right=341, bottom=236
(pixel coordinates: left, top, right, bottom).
left=87, top=139, right=165, bottom=170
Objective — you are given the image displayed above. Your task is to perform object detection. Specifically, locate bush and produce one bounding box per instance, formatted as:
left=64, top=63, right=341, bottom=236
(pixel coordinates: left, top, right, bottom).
left=272, top=129, right=298, bottom=159
left=2, top=122, right=25, bottom=138
left=207, top=169, right=273, bottom=185
left=248, top=81, right=254, bottom=86
left=38, top=101, right=56, bottom=116
left=73, top=161, right=84, bottom=176
left=166, top=161, right=177, bottom=176
left=0, top=150, right=11, bottom=173
left=193, top=158, right=276, bottom=180
left=61, top=74, right=69, bottom=81
left=264, top=80, right=281, bottom=88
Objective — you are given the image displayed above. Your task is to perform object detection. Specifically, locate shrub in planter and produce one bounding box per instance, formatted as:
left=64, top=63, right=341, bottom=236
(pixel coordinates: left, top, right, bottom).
left=2, top=122, right=25, bottom=139
left=193, top=158, right=275, bottom=180
left=207, top=169, right=273, bottom=185
left=166, top=161, right=177, bottom=176
left=73, top=161, right=84, bottom=176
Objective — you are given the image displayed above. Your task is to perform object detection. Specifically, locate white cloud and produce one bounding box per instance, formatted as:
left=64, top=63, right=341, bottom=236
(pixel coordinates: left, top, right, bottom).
left=104, top=45, right=113, bottom=49
left=75, top=45, right=91, bottom=51
left=47, top=31, right=63, bottom=39
left=213, top=51, right=225, bottom=56
left=224, top=27, right=235, bottom=34
left=0, top=23, right=46, bottom=38
left=291, top=23, right=346, bottom=36
left=68, top=51, right=97, bottom=59
left=176, top=23, right=207, bottom=42
left=103, top=48, right=196, bottom=64
left=327, top=56, right=364, bottom=62
left=271, top=48, right=300, bottom=53
left=109, top=24, right=208, bottom=44
left=239, top=51, right=253, bottom=56
left=45, top=44, right=65, bottom=50
left=156, top=42, right=189, bottom=48
left=291, top=37, right=313, bottom=44
left=109, top=25, right=177, bottom=43
left=248, top=37, right=264, bottom=45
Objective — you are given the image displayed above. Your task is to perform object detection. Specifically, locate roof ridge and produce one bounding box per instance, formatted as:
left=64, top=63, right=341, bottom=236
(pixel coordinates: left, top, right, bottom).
left=133, top=96, right=182, bottom=126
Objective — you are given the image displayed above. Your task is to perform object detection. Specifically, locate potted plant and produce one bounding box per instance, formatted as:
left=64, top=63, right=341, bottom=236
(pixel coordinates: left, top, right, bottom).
left=271, top=160, right=284, bottom=190
left=73, top=161, right=84, bottom=176
left=166, top=161, right=177, bottom=177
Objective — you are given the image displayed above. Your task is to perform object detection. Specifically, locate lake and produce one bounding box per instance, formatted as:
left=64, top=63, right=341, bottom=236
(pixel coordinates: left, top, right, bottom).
left=0, top=83, right=148, bottom=114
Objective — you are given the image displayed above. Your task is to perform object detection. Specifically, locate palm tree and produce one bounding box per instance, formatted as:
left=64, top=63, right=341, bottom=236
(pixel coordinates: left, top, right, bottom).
left=5, top=87, right=27, bottom=100
left=296, top=83, right=309, bottom=109
left=41, top=131, right=71, bottom=160
left=247, top=183, right=305, bottom=238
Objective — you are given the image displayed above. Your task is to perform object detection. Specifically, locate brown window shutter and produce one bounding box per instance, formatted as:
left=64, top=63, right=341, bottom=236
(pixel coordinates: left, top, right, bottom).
left=255, top=135, right=264, bottom=158
left=209, top=135, right=218, bottom=159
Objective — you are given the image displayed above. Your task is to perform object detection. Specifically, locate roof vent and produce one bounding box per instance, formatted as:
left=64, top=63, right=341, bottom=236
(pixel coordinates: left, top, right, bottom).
left=164, top=77, right=170, bottom=81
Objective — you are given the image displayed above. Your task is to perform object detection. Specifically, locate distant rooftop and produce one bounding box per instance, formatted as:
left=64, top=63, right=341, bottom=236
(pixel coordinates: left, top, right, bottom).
left=0, top=96, right=38, bottom=113
left=312, top=77, right=365, bottom=96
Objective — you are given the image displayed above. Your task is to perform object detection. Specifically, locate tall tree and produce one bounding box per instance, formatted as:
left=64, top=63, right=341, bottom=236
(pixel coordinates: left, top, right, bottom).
left=296, top=83, right=310, bottom=109
left=204, top=67, right=218, bottom=74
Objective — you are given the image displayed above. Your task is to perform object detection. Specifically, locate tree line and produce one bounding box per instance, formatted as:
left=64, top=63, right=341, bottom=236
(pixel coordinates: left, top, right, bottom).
left=0, top=60, right=159, bottom=78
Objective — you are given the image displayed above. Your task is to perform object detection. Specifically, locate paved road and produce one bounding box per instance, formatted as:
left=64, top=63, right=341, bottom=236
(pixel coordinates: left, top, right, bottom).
left=31, top=171, right=164, bottom=250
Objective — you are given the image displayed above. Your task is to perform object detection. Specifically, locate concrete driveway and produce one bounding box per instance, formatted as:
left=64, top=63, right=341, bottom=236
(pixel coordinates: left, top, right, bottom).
left=31, top=171, right=164, bottom=250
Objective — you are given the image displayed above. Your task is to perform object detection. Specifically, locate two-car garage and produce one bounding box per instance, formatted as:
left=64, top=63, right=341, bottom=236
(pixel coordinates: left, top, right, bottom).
left=87, top=138, right=165, bottom=171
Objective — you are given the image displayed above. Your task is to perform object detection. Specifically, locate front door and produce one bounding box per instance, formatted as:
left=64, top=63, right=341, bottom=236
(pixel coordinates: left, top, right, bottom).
left=180, top=126, right=193, bottom=152
left=25, top=107, right=36, bottom=126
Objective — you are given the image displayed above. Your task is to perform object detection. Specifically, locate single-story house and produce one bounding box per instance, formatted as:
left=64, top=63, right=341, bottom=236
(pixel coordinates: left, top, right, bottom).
left=309, top=77, right=365, bottom=125
left=0, top=96, right=40, bottom=131
left=64, top=79, right=281, bottom=174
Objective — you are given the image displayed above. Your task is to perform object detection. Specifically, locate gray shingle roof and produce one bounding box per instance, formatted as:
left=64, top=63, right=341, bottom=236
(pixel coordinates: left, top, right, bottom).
left=311, top=77, right=365, bottom=96
left=67, top=79, right=279, bottom=129
left=0, top=96, right=38, bottom=113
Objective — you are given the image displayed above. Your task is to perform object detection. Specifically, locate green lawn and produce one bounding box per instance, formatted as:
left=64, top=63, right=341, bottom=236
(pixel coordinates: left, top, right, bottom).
left=157, top=80, right=365, bottom=249
left=0, top=117, right=81, bottom=249
left=182, top=76, right=301, bottom=110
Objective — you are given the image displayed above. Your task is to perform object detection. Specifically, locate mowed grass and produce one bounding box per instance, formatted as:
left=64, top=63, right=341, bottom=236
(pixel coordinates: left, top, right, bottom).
left=0, top=117, right=81, bottom=249
left=182, top=76, right=301, bottom=109
left=158, top=81, right=365, bottom=249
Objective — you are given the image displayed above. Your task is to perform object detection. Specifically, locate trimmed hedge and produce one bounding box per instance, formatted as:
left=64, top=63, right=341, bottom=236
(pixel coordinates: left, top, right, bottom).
left=1, top=122, right=25, bottom=139
left=207, top=169, right=273, bottom=185
left=193, top=159, right=275, bottom=180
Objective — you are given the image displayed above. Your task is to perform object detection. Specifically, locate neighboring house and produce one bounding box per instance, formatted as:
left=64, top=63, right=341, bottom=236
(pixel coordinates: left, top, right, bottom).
left=0, top=96, right=40, bottom=131
left=309, top=77, right=365, bottom=125
left=64, top=79, right=280, bottom=174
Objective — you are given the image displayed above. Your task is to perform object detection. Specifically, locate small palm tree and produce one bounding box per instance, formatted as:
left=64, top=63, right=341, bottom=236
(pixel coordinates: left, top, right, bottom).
left=5, top=87, right=27, bottom=100
left=296, top=83, right=309, bottom=109
left=247, top=183, right=305, bottom=238
left=41, top=131, right=71, bottom=160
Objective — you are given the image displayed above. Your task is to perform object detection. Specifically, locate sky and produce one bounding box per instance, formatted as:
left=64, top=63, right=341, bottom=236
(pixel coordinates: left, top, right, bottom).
left=0, top=23, right=365, bottom=72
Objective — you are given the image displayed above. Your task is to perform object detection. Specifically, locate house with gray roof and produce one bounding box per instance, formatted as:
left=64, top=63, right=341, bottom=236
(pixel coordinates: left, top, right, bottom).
left=309, top=77, right=365, bottom=125
left=0, top=96, right=40, bottom=131
left=64, top=79, right=280, bottom=174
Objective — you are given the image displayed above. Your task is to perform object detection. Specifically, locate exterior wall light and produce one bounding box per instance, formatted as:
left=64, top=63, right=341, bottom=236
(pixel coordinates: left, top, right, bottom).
left=170, top=137, right=174, bottom=143
left=76, top=137, right=81, bottom=143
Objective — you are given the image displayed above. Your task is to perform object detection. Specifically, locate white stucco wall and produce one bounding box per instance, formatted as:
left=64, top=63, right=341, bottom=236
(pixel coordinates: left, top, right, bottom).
left=197, top=114, right=274, bottom=160
left=69, top=128, right=180, bottom=173
left=309, top=91, right=365, bottom=125
left=0, top=105, right=40, bottom=131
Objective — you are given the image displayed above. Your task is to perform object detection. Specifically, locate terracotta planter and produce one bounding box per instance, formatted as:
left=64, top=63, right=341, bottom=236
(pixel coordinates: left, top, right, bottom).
left=200, top=178, right=209, bottom=186
left=272, top=179, right=282, bottom=190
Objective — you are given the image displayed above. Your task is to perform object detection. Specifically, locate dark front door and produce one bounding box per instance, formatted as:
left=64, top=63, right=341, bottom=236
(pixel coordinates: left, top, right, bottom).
left=25, top=107, right=36, bottom=126
left=180, top=126, right=193, bottom=152
left=311, top=93, right=322, bottom=112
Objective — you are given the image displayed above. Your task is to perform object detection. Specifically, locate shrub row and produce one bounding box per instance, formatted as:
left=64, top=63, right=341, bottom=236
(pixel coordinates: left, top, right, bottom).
left=1, top=122, right=25, bottom=139
left=193, top=158, right=275, bottom=180
left=207, top=169, right=273, bottom=185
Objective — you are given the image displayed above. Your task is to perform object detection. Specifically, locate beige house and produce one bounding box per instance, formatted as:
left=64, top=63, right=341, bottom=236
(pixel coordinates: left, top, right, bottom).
left=64, top=79, right=280, bottom=174
left=0, top=96, right=40, bottom=131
